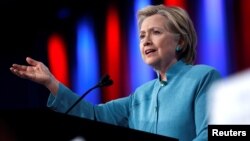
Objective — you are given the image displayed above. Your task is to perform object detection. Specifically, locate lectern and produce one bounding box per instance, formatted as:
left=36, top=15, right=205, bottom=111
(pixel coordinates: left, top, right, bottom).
left=0, top=108, right=178, bottom=141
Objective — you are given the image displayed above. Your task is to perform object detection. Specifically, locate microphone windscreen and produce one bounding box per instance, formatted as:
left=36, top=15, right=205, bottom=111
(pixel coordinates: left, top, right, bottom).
left=99, top=74, right=113, bottom=87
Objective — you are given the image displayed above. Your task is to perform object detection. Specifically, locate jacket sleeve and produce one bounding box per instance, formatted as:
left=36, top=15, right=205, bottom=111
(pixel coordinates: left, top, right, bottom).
left=47, top=83, right=131, bottom=127
left=193, top=69, right=221, bottom=141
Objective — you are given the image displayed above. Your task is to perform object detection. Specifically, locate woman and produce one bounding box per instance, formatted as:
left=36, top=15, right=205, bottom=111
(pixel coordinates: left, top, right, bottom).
left=10, top=4, right=221, bottom=141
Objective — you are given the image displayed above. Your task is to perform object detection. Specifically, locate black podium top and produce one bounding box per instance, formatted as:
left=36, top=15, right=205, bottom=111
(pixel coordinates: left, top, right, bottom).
left=0, top=108, right=178, bottom=141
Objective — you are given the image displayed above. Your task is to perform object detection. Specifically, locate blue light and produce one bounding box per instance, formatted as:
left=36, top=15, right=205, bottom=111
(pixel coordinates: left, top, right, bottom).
left=198, top=0, right=228, bottom=77
left=73, top=17, right=100, bottom=104
left=128, top=0, right=154, bottom=93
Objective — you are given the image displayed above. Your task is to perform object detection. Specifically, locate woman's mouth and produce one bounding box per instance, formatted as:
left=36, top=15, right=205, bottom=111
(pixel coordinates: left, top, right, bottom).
left=145, top=49, right=157, bottom=55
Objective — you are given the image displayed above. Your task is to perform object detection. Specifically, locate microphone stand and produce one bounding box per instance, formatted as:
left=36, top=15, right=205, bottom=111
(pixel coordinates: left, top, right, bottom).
left=65, top=75, right=113, bottom=114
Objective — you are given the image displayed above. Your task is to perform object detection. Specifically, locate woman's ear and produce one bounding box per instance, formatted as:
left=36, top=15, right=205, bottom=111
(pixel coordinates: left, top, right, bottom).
left=178, top=36, right=185, bottom=46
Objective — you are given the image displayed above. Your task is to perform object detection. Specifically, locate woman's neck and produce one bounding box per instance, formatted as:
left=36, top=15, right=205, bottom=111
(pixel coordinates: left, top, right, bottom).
left=156, top=59, right=177, bottom=81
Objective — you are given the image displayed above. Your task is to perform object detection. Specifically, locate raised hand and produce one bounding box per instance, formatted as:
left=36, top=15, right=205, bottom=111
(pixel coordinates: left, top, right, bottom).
left=10, top=57, right=59, bottom=94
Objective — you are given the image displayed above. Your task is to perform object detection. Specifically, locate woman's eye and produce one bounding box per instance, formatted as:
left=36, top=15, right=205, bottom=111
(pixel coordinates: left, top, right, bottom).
left=153, top=30, right=161, bottom=34
left=139, top=35, right=145, bottom=39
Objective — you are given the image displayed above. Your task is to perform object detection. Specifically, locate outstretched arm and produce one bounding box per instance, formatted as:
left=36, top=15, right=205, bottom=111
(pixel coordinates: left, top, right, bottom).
left=10, top=57, right=59, bottom=95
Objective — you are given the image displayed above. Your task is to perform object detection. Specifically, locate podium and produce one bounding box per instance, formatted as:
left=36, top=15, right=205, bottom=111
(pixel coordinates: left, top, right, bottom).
left=0, top=108, right=178, bottom=141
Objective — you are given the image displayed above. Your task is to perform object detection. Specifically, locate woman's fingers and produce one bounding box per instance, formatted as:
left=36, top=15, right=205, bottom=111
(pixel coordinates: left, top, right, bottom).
left=10, top=66, right=29, bottom=79
left=11, top=64, right=28, bottom=71
left=26, top=57, right=39, bottom=66
left=10, top=57, right=52, bottom=84
left=10, top=62, right=36, bottom=80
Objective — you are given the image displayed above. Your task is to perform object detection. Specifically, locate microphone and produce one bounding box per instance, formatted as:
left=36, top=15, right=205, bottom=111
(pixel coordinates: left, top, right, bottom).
left=65, top=74, right=113, bottom=114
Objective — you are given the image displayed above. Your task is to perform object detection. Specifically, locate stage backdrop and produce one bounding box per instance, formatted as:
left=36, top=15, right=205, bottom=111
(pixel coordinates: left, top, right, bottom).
left=1, top=0, right=249, bottom=108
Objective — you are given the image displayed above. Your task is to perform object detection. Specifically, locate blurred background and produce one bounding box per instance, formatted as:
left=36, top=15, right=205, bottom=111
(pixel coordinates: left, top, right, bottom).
left=0, top=0, right=249, bottom=109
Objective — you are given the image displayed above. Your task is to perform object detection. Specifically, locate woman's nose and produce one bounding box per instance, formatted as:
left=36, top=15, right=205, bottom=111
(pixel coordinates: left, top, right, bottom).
left=143, top=35, right=152, bottom=46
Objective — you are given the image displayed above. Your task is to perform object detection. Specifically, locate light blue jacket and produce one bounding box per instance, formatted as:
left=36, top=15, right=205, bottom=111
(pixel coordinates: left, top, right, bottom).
left=47, top=60, right=221, bottom=141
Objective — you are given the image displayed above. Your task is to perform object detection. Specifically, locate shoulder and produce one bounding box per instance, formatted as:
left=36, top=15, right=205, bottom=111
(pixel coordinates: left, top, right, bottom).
left=191, top=64, right=218, bottom=73
left=189, top=64, right=221, bottom=78
left=179, top=64, right=222, bottom=84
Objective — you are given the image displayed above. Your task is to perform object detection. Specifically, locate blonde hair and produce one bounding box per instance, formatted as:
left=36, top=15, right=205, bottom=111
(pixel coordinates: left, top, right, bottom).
left=138, top=4, right=197, bottom=64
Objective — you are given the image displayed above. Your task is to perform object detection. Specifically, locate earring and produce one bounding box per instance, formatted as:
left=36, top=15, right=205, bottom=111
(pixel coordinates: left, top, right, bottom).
left=176, top=45, right=181, bottom=52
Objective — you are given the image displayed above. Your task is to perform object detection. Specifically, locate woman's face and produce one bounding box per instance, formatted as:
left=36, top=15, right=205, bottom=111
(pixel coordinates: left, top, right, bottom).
left=139, top=14, right=179, bottom=70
